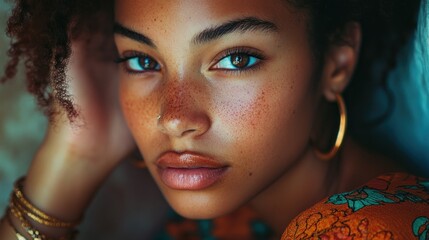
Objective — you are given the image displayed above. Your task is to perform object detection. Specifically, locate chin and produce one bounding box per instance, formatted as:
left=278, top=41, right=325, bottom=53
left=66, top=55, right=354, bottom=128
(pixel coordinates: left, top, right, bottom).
left=163, top=190, right=245, bottom=220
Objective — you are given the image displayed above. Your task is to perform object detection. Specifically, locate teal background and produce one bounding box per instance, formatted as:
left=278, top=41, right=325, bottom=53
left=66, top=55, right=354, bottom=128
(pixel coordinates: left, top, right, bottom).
left=349, top=0, right=429, bottom=175
left=0, top=0, right=47, bottom=218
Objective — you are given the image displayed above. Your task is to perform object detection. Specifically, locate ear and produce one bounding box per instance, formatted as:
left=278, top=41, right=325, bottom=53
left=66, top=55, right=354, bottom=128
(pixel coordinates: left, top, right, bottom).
left=321, top=22, right=361, bottom=101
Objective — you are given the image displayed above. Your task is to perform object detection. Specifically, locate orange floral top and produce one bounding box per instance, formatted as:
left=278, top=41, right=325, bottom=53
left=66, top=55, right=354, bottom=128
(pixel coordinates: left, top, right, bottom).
left=282, top=173, right=429, bottom=239
left=156, top=173, right=429, bottom=239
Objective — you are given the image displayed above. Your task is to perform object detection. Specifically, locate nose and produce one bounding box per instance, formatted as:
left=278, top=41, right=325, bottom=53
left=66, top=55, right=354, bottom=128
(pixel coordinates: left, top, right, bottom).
left=157, top=82, right=211, bottom=139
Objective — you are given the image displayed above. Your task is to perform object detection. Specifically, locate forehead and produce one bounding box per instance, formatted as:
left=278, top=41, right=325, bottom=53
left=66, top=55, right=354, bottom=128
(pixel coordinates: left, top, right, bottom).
left=115, top=0, right=304, bottom=37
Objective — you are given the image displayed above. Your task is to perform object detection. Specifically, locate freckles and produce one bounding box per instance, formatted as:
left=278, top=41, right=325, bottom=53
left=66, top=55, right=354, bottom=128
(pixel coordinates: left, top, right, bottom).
left=161, top=82, right=191, bottom=120
left=127, top=3, right=170, bottom=39
left=225, top=89, right=268, bottom=126
left=214, top=85, right=272, bottom=170
left=121, top=100, right=147, bottom=130
left=248, top=90, right=269, bottom=128
left=160, top=81, right=208, bottom=122
left=121, top=92, right=158, bottom=130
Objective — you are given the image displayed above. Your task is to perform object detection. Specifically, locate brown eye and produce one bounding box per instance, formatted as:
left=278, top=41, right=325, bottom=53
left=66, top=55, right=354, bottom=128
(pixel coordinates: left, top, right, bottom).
left=212, top=52, right=260, bottom=71
left=139, top=57, right=159, bottom=70
left=125, top=56, right=160, bottom=72
left=231, top=53, right=250, bottom=68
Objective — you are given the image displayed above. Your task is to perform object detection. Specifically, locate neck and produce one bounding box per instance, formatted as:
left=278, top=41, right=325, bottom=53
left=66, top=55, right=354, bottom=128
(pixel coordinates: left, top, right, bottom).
left=249, top=137, right=402, bottom=236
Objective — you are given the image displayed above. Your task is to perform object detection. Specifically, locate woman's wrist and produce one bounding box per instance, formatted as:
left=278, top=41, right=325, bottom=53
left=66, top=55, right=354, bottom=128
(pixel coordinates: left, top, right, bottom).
left=2, top=177, right=80, bottom=240
left=0, top=132, right=111, bottom=240
left=24, top=157, right=103, bottom=222
left=23, top=133, right=113, bottom=223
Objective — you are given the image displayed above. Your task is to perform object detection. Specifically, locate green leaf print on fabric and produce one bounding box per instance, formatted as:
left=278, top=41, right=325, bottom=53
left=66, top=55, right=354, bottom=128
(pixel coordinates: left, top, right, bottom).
left=327, top=187, right=395, bottom=212
left=412, top=216, right=429, bottom=240
left=327, top=185, right=427, bottom=212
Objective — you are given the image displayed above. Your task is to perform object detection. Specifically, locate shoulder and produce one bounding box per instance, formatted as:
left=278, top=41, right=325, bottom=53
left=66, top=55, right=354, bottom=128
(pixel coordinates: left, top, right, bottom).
left=282, top=172, right=429, bottom=240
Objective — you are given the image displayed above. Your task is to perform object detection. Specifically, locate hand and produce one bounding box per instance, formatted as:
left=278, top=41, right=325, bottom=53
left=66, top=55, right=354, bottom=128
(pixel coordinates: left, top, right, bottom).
left=53, top=29, right=134, bottom=166
left=23, top=24, right=135, bottom=223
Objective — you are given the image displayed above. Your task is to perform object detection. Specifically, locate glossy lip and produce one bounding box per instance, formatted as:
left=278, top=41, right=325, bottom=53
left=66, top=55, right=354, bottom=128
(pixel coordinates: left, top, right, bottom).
left=156, top=152, right=228, bottom=190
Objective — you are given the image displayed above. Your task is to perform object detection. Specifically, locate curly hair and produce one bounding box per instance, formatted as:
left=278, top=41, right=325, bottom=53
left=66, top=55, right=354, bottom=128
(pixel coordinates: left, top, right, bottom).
left=1, top=0, right=421, bottom=121
left=1, top=0, right=114, bottom=120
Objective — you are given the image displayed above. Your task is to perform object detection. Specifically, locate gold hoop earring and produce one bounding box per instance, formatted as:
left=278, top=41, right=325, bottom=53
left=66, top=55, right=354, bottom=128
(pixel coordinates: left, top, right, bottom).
left=314, top=93, right=347, bottom=160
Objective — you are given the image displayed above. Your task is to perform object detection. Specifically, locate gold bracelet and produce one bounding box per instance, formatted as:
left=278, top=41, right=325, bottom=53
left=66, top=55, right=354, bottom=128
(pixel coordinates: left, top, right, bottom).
left=8, top=206, right=47, bottom=240
left=4, top=212, right=27, bottom=240
left=12, top=196, right=74, bottom=229
left=9, top=205, right=77, bottom=240
left=8, top=205, right=48, bottom=240
left=7, top=177, right=79, bottom=240
left=13, top=178, right=79, bottom=228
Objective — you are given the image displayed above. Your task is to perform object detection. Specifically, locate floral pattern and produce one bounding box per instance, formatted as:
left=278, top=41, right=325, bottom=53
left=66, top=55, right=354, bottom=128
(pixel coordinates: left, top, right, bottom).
left=282, top=173, right=429, bottom=240
left=413, top=216, right=429, bottom=240
left=282, top=208, right=394, bottom=240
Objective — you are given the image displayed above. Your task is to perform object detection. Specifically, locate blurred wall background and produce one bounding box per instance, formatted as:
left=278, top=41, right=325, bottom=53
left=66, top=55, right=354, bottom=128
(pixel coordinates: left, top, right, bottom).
left=0, top=0, right=47, bottom=216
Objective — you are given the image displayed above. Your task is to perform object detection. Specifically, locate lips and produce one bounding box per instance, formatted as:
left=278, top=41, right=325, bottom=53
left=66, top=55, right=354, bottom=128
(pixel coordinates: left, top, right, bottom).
left=156, top=152, right=228, bottom=190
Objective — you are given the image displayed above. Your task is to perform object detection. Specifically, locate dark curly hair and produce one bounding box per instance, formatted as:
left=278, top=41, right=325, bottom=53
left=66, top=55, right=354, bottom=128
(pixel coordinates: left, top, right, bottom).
left=1, top=0, right=421, bottom=122
left=1, top=0, right=114, bottom=120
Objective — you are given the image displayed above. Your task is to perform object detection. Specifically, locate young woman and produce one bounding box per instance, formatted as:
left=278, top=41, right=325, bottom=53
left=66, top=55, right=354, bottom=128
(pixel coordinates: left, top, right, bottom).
left=0, top=0, right=428, bottom=239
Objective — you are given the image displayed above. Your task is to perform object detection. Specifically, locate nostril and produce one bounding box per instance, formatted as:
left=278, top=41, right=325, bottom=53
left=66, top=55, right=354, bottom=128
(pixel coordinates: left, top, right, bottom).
left=157, top=110, right=211, bottom=139
left=181, top=129, right=197, bottom=137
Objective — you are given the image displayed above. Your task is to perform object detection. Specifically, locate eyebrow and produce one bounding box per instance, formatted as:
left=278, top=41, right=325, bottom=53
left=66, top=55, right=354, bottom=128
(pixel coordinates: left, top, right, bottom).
left=113, top=17, right=278, bottom=48
left=192, top=17, right=278, bottom=45
left=114, top=23, right=156, bottom=48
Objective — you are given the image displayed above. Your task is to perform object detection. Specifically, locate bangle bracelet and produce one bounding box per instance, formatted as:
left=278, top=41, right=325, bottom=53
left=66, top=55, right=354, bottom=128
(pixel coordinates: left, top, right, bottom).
left=9, top=205, right=77, bottom=240
left=13, top=178, right=80, bottom=228
left=4, top=213, right=27, bottom=240
left=6, top=177, right=79, bottom=240
left=12, top=196, right=73, bottom=229
left=8, top=205, right=48, bottom=240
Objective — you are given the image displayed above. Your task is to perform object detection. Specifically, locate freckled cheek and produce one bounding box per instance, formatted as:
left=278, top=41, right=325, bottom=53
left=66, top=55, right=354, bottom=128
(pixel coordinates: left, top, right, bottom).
left=210, top=80, right=303, bottom=175
left=119, top=86, right=158, bottom=139
left=210, top=89, right=275, bottom=184
left=213, top=84, right=272, bottom=132
left=211, top=86, right=273, bottom=167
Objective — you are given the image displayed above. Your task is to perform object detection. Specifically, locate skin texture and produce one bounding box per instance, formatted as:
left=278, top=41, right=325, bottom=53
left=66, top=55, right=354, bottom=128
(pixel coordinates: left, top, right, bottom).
left=114, top=0, right=367, bottom=229
left=0, top=1, right=404, bottom=239
left=116, top=0, right=317, bottom=219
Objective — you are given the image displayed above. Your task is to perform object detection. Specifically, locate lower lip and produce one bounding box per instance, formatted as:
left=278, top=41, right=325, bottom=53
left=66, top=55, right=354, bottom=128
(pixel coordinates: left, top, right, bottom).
left=158, top=167, right=227, bottom=190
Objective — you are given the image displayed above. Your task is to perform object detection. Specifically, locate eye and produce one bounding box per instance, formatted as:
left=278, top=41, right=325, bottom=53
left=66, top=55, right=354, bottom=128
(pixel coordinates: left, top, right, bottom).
left=212, top=52, right=261, bottom=70
left=117, top=55, right=161, bottom=73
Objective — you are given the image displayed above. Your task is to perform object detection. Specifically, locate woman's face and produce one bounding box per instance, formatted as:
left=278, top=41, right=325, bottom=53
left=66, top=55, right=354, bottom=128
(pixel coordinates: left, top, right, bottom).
left=115, top=0, right=319, bottom=218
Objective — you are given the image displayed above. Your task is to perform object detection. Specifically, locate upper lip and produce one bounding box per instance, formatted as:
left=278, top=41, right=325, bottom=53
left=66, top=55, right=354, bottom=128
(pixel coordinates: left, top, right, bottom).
left=156, top=151, right=227, bottom=169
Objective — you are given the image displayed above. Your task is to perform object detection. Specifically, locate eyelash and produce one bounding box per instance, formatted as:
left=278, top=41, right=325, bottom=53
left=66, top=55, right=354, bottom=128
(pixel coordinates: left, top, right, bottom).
left=115, top=47, right=265, bottom=75
left=211, top=47, right=265, bottom=75
left=115, top=52, right=159, bottom=75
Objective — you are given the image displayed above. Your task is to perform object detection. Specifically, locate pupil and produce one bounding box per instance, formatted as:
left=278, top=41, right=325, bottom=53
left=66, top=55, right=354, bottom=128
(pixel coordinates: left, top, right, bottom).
left=141, top=57, right=156, bottom=69
left=231, top=54, right=249, bottom=68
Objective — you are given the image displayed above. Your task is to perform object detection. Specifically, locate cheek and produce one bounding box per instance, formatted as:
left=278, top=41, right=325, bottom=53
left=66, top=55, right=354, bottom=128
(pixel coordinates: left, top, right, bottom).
left=213, top=62, right=316, bottom=174
left=119, top=81, right=158, bottom=145
left=212, top=87, right=272, bottom=180
left=212, top=85, right=270, bottom=135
